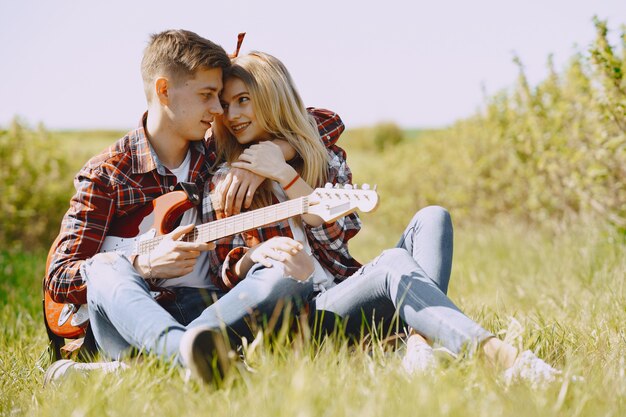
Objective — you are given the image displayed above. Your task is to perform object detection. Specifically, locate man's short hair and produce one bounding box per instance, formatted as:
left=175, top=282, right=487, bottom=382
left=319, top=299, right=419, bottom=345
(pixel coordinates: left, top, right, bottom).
left=141, top=29, right=231, bottom=102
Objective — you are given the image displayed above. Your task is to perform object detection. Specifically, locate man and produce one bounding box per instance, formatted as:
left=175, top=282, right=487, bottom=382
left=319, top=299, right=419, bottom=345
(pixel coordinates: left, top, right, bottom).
left=45, top=29, right=228, bottom=376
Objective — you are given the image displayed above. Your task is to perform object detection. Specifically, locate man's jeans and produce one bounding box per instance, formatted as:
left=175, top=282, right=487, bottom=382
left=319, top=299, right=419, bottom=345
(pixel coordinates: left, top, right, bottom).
left=314, top=206, right=492, bottom=354
left=84, top=254, right=312, bottom=360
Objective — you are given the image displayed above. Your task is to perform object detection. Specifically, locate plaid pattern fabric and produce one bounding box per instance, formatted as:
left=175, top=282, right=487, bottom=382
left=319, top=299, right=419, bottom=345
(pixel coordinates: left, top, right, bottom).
left=45, top=114, right=211, bottom=304
left=202, top=109, right=362, bottom=291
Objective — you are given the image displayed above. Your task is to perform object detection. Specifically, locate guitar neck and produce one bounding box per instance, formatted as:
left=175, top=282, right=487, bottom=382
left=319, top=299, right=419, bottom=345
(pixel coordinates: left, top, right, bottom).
left=137, top=196, right=309, bottom=255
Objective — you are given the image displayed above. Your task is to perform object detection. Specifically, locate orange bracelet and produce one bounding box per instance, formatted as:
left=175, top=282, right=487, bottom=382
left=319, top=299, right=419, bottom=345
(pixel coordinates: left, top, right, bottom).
left=283, top=174, right=300, bottom=190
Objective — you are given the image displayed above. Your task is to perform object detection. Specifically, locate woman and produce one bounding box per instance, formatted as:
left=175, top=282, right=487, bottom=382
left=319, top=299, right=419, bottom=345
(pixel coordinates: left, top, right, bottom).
left=199, top=51, right=560, bottom=387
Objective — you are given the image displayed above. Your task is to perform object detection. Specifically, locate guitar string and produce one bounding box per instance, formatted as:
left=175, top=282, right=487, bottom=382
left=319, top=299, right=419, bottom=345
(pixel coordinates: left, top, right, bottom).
left=139, top=198, right=305, bottom=254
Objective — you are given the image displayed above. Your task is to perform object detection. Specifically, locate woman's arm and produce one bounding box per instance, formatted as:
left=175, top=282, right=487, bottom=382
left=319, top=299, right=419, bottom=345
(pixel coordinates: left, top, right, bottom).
left=231, top=141, right=324, bottom=227
left=210, top=108, right=344, bottom=216
left=302, top=141, right=362, bottom=280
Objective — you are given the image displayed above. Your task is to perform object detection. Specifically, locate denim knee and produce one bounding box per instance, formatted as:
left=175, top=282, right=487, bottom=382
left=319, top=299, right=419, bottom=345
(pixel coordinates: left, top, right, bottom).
left=414, top=205, right=451, bottom=229
left=379, top=247, right=414, bottom=263
left=245, top=259, right=312, bottom=300
left=83, top=252, right=149, bottom=303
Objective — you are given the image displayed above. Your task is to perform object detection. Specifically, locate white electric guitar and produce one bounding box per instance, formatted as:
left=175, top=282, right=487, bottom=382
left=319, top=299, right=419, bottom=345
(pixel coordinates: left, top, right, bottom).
left=44, top=184, right=379, bottom=339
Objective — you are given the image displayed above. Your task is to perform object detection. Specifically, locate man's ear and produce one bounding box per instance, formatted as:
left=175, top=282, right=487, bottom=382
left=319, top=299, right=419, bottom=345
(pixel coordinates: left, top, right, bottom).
left=155, top=77, right=169, bottom=104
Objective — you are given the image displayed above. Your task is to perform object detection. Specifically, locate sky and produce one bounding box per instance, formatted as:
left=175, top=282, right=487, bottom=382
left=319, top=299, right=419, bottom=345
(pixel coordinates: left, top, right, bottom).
left=1, top=0, right=625, bottom=130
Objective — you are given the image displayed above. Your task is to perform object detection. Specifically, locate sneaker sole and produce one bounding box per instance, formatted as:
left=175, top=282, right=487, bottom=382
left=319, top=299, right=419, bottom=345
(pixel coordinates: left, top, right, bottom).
left=43, top=359, right=75, bottom=387
left=180, top=327, right=231, bottom=385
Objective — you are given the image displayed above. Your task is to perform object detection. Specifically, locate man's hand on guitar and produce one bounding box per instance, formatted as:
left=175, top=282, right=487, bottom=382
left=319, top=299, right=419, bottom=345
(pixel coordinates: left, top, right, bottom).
left=133, top=224, right=215, bottom=279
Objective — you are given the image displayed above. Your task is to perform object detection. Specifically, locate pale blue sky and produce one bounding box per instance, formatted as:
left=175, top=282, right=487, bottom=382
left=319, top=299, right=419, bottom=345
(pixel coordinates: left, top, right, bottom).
left=1, top=0, right=625, bottom=130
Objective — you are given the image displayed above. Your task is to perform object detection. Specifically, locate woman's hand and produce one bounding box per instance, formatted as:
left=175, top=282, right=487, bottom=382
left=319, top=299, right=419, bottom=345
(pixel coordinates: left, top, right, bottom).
left=249, top=237, right=303, bottom=267
left=230, top=141, right=322, bottom=226
left=231, top=141, right=297, bottom=186
left=236, top=236, right=314, bottom=281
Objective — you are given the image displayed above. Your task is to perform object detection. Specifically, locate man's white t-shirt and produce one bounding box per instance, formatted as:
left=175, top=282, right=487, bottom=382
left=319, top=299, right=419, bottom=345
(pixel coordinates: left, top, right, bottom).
left=152, top=150, right=213, bottom=289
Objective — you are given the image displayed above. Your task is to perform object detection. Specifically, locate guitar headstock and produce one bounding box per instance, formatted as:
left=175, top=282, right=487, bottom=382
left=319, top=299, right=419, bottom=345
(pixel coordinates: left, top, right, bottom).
left=307, top=183, right=379, bottom=222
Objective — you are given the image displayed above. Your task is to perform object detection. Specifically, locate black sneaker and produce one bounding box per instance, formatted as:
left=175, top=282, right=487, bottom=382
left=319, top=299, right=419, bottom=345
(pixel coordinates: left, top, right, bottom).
left=179, top=326, right=232, bottom=385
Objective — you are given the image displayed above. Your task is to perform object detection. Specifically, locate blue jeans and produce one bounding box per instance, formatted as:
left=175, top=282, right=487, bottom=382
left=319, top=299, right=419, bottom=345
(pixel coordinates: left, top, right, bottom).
left=83, top=254, right=313, bottom=361
left=396, top=206, right=453, bottom=294
left=186, top=261, right=313, bottom=338
left=313, top=206, right=492, bottom=354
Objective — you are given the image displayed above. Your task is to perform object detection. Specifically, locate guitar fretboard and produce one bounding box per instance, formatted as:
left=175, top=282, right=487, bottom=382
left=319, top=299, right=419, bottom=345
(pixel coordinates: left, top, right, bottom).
left=136, top=197, right=309, bottom=255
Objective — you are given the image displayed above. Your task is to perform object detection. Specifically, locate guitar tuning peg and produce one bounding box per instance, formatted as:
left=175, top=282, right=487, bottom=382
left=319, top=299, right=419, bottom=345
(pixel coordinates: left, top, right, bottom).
left=344, top=184, right=353, bottom=190
left=361, top=183, right=371, bottom=190
left=374, top=184, right=377, bottom=191
left=353, top=183, right=358, bottom=189
left=324, top=183, right=333, bottom=189
left=334, top=183, right=342, bottom=189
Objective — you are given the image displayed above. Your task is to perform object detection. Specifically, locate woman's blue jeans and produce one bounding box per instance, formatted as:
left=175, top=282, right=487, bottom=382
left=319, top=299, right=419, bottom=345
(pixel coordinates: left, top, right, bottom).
left=313, top=206, right=492, bottom=354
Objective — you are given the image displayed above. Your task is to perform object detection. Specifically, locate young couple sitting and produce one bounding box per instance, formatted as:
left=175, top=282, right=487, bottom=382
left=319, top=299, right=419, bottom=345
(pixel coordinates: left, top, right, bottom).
left=45, top=29, right=560, bottom=388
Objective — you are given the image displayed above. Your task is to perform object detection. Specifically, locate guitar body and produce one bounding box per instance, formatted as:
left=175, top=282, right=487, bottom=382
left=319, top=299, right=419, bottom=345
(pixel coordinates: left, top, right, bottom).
left=43, top=290, right=86, bottom=338
left=43, top=190, right=194, bottom=339
left=106, top=190, right=195, bottom=239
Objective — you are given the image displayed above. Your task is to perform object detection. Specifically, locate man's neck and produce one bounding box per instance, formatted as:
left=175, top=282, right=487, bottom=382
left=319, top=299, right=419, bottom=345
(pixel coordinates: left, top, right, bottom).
left=145, top=111, right=190, bottom=170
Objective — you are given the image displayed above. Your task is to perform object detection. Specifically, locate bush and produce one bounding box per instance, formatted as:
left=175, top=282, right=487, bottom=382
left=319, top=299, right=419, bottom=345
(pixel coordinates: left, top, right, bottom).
left=347, top=18, right=626, bottom=233
left=0, top=119, right=75, bottom=251
left=340, top=123, right=409, bottom=153
left=373, top=122, right=404, bottom=151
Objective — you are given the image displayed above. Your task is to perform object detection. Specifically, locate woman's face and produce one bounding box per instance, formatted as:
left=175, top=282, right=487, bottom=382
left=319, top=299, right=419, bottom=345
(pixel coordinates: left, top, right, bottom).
left=220, top=77, right=269, bottom=145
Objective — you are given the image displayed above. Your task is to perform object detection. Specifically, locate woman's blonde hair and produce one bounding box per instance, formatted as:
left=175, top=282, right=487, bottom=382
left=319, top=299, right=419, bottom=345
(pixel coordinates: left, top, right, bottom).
left=213, top=51, right=328, bottom=208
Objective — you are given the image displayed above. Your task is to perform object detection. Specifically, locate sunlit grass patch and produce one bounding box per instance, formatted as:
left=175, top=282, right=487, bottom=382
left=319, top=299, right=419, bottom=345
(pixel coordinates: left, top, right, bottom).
left=1, top=221, right=624, bottom=416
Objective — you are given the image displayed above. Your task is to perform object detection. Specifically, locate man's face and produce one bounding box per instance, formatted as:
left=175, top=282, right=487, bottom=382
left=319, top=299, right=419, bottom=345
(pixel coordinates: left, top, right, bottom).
left=166, top=67, right=224, bottom=142
left=220, top=77, right=269, bottom=145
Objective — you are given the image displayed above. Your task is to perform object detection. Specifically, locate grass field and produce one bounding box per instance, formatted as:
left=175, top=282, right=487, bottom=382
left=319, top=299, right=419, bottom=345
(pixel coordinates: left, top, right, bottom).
left=1, top=214, right=624, bottom=416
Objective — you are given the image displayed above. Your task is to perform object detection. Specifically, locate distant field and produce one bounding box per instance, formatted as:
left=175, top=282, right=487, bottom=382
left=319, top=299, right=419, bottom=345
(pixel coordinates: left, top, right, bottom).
left=48, top=130, right=125, bottom=170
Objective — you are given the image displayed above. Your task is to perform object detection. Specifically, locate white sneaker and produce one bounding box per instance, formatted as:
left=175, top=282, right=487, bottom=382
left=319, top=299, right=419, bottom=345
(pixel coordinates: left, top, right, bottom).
left=43, top=359, right=129, bottom=386
left=179, top=326, right=233, bottom=385
left=503, top=350, right=562, bottom=388
left=402, top=337, right=437, bottom=374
